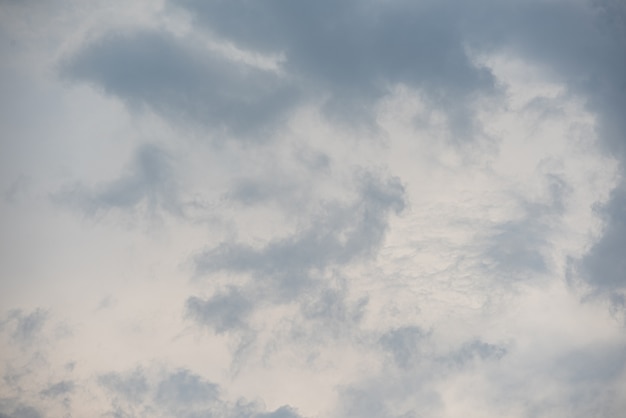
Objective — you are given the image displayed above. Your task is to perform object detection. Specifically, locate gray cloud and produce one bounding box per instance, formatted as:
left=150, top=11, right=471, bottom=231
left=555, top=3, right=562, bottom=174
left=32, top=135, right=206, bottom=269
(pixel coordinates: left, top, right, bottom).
left=98, top=368, right=150, bottom=405
left=463, top=0, right=626, bottom=298
left=3, top=1, right=626, bottom=416
left=59, top=0, right=626, bottom=301
left=59, top=0, right=506, bottom=140
left=1, top=309, right=48, bottom=344
left=175, top=0, right=497, bottom=135
left=498, top=342, right=626, bottom=418
left=380, top=326, right=428, bottom=369
left=485, top=218, right=549, bottom=276
left=155, top=369, right=219, bottom=415
left=62, top=29, right=300, bottom=138
left=177, top=0, right=626, bottom=303
left=227, top=177, right=302, bottom=208
left=482, top=0, right=626, bottom=159
left=300, top=286, right=368, bottom=326
left=0, top=405, right=42, bottom=418
left=446, top=339, right=507, bottom=368
left=95, top=366, right=304, bottom=418
left=332, top=333, right=510, bottom=417
left=554, top=343, right=626, bottom=383
left=186, top=287, right=254, bottom=334
left=255, top=406, right=303, bottom=418
left=39, top=380, right=74, bottom=398
left=579, top=185, right=626, bottom=299
left=335, top=387, right=424, bottom=418
left=195, top=173, right=405, bottom=299
left=483, top=174, right=570, bottom=279
left=187, top=172, right=404, bottom=356
left=53, top=143, right=180, bottom=218
left=61, top=0, right=626, bottom=300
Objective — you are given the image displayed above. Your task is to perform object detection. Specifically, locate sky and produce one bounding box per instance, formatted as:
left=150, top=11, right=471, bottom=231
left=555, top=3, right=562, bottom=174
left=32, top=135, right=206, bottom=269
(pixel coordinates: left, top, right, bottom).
left=1, top=0, right=625, bottom=417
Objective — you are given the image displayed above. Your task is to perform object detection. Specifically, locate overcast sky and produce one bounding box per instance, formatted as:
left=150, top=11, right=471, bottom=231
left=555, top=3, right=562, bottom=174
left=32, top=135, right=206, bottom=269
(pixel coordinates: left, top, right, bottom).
left=1, top=0, right=626, bottom=417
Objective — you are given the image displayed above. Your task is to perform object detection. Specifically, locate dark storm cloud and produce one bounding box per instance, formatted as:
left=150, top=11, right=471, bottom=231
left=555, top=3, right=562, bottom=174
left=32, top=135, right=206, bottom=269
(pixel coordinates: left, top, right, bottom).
left=186, top=287, right=254, bottom=334
left=195, top=173, right=405, bottom=298
left=54, top=143, right=180, bottom=218
left=62, top=29, right=300, bottom=138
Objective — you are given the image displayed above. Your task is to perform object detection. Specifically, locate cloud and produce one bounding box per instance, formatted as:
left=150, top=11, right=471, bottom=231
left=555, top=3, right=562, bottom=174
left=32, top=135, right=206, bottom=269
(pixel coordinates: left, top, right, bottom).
left=380, top=326, right=428, bottom=369
left=300, top=285, right=368, bottom=326
left=463, top=0, right=626, bottom=298
left=227, top=177, right=301, bottom=207
left=578, top=185, right=626, bottom=312
left=579, top=186, right=626, bottom=286
left=98, top=368, right=150, bottom=405
left=468, top=170, right=572, bottom=285
left=95, top=366, right=304, bottom=418
left=255, top=406, right=303, bottom=418
left=447, top=339, right=507, bottom=367
left=335, top=387, right=422, bottom=418
left=175, top=0, right=497, bottom=134
left=195, top=172, right=405, bottom=299
left=62, top=29, right=300, bottom=139
left=381, top=328, right=506, bottom=370
left=155, top=370, right=219, bottom=409
left=58, top=0, right=626, bottom=300
left=186, top=287, right=254, bottom=334
left=2, top=0, right=626, bottom=417
left=39, top=380, right=74, bottom=398
left=57, top=0, right=626, bottom=306
left=1, top=309, right=48, bottom=344
left=0, top=405, right=42, bottom=418
left=60, top=0, right=504, bottom=140
left=53, top=143, right=180, bottom=218
left=187, top=173, right=403, bottom=340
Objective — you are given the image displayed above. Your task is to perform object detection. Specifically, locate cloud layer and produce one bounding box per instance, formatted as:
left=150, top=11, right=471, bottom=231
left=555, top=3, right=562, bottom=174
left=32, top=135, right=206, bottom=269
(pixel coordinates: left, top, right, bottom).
left=1, top=0, right=625, bottom=417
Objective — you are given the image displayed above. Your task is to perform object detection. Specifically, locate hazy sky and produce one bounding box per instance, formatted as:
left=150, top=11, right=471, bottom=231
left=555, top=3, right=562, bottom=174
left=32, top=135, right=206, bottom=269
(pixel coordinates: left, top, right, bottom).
left=1, top=1, right=625, bottom=417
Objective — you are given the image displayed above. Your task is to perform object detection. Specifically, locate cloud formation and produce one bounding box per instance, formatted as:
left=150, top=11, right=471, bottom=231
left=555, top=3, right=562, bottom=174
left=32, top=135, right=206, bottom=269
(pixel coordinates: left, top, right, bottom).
left=1, top=0, right=626, bottom=416
left=63, top=29, right=300, bottom=138
left=96, top=367, right=304, bottom=418
left=53, top=143, right=181, bottom=218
